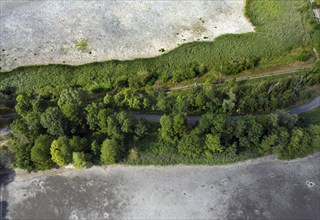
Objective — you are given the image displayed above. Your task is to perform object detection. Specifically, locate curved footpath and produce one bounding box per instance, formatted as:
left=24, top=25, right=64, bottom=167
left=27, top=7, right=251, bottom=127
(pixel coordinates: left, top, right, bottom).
left=0, top=96, right=319, bottom=136
left=133, top=96, right=320, bottom=124
left=288, top=96, right=320, bottom=114
left=168, top=66, right=313, bottom=92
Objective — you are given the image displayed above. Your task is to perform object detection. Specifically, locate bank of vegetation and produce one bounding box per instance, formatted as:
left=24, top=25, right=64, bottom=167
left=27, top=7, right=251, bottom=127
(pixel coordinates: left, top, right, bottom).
left=0, top=71, right=318, bottom=171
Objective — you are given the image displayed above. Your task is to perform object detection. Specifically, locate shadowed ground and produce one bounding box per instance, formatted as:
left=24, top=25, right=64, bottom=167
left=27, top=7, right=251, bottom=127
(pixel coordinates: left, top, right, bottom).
left=2, top=153, right=319, bottom=219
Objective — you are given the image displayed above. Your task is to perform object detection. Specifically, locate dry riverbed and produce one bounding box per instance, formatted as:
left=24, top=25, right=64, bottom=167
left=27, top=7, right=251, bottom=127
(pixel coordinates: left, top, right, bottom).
left=1, top=153, right=319, bottom=219
left=0, top=0, right=254, bottom=71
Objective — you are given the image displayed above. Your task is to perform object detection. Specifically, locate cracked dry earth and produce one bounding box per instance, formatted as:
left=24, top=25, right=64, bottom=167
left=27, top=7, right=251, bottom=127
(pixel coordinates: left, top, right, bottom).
left=0, top=0, right=254, bottom=71
left=1, top=153, right=319, bottom=219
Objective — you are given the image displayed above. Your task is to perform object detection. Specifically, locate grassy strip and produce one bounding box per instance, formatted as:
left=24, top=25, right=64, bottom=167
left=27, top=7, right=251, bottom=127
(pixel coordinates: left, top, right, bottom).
left=0, top=0, right=313, bottom=93
left=123, top=150, right=261, bottom=166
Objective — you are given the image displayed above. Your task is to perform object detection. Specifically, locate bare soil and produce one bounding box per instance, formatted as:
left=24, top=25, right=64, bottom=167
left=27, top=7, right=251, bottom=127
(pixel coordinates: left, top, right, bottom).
left=1, top=153, right=319, bottom=219
left=0, top=0, right=254, bottom=71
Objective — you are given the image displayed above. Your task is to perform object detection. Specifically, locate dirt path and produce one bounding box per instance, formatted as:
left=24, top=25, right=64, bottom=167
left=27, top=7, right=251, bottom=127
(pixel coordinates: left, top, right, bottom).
left=0, top=113, right=17, bottom=120
left=133, top=96, right=320, bottom=123
left=168, top=65, right=314, bottom=92
left=288, top=96, right=320, bottom=114
left=0, top=96, right=319, bottom=131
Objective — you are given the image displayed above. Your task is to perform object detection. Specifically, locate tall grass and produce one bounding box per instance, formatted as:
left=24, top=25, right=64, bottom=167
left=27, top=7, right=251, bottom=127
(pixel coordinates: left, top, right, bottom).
left=0, top=0, right=313, bottom=93
left=123, top=149, right=262, bottom=166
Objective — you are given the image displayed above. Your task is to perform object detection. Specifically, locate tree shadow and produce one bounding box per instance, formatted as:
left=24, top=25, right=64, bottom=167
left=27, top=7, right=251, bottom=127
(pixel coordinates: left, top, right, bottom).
left=0, top=168, right=16, bottom=220
left=0, top=201, right=8, bottom=220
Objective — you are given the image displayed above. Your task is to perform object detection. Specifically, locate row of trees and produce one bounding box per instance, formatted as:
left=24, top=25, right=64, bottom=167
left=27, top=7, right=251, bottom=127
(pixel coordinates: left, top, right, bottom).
left=89, top=71, right=319, bottom=115
left=9, top=87, right=149, bottom=171
left=6, top=72, right=320, bottom=170
left=158, top=112, right=320, bottom=160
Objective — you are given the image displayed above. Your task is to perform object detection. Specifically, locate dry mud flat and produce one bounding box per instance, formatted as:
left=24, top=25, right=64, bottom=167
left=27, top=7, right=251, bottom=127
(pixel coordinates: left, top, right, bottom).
left=0, top=0, right=254, bottom=71
left=1, top=153, right=319, bottom=220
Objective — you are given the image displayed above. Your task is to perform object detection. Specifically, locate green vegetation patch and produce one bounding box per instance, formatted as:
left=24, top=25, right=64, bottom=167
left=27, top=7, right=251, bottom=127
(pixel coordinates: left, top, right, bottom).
left=74, top=38, right=90, bottom=52
left=4, top=71, right=320, bottom=171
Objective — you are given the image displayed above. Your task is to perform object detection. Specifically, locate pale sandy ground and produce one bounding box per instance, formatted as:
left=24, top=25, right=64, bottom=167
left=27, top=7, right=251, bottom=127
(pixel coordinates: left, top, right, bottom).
left=1, top=153, right=319, bottom=219
left=0, top=0, right=254, bottom=71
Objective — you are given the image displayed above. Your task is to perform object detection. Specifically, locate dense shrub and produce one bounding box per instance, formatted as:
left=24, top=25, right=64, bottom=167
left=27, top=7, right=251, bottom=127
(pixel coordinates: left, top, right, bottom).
left=31, top=135, right=53, bottom=170
left=73, top=152, right=90, bottom=169
left=178, top=132, right=203, bottom=158
left=50, top=136, right=72, bottom=166
left=100, top=139, right=119, bottom=165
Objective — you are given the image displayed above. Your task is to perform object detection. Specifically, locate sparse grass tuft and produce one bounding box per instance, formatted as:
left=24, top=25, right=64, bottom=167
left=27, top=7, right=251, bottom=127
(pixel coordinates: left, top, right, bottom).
left=74, top=38, right=89, bottom=52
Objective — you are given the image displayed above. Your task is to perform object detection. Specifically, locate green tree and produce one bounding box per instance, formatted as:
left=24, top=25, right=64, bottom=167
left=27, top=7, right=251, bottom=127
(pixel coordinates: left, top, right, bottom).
left=174, top=95, right=188, bottom=114
left=259, top=134, right=277, bottom=154
left=24, top=112, right=43, bottom=139
left=15, top=94, right=32, bottom=117
left=72, top=152, right=89, bottom=169
left=143, top=97, right=151, bottom=110
left=134, top=120, right=148, bottom=140
left=273, top=127, right=290, bottom=159
left=173, top=114, right=187, bottom=138
left=178, top=132, right=203, bottom=158
left=283, top=128, right=304, bottom=159
left=114, top=92, right=125, bottom=108
left=106, top=115, right=124, bottom=141
left=57, top=87, right=85, bottom=108
left=309, top=125, right=320, bottom=151
left=69, top=136, right=88, bottom=152
left=127, top=95, right=142, bottom=110
left=98, top=108, right=112, bottom=132
left=85, top=102, right=103, bottom=130
left=198, top=112, right=215, bottom=133
left=10, top=118, right=30, bottom=144
left=91, top=140, right=101, bottom=161
left=32, top=96, right=47, bottom=113
left=50, top=136, right=72, bottom=166
left=31, top=135, right=53, bottom=170
left=211, top=114, right=227, bottom=134
left=222, top=90, right=236, bottom=113
left=159, top=115, right=174, bottom=143
left=246, top=116, right=263, bottom=149
left=277, top=111, right=298, bottom=130
left=156, top=93, right=168, bottom=112
left=116, top=111, right=134, bottom=133
left=224, top=143, right=237, bottom=157
left=195, top=92, right=207, bottom=110
left=128, top=148, right=138, bottom=162
left=10, top=140, right=34, bottom=171
left=40, top=107, right=66, bottom=136
left=103, top=93, right=114, bottom=106
left=205, top=134, right=223, bottom=153
left=61, top=103, right=83, bottom=125
left=101, top=139, right=119, bottom=165
left=233, top=118, right=246, bottom=139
